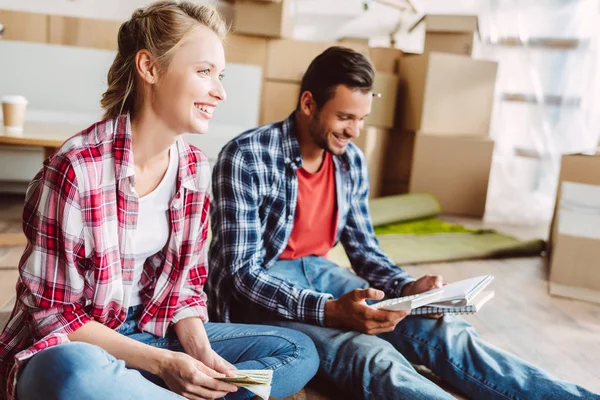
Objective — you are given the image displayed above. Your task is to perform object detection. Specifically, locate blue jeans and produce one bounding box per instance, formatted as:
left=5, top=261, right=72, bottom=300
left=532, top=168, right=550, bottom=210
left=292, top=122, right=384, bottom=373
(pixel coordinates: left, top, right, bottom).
left=17, top=306, right=319, bottom=400
left=232, top=256, right=600, bottom=400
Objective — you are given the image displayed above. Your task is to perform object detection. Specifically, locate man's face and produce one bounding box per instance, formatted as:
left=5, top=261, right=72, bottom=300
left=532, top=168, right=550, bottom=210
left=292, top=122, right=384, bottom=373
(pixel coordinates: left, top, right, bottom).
left=307, top=85, right=372, bottom=156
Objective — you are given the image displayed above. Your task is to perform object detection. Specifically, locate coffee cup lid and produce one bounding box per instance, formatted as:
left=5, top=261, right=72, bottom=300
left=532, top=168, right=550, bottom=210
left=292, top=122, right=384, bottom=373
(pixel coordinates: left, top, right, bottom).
left=1, top=95, right=28, bottom=105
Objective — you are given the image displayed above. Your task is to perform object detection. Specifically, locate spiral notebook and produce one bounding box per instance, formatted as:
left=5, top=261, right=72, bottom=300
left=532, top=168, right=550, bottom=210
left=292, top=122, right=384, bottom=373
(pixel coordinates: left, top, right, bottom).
left=412, top=275, right=494, bottom=316
left=412, top=290, right=495, bottom=315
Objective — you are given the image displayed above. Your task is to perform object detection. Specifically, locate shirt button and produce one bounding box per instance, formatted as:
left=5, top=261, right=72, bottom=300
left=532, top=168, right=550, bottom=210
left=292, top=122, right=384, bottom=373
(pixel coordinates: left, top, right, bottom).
left=284, top=157, right=291, bottom=164
left=173, top=200, right=182, bottom=209
left=287, top=214, right=293, bottom=220
left=393, top=281, right=399, bottom=286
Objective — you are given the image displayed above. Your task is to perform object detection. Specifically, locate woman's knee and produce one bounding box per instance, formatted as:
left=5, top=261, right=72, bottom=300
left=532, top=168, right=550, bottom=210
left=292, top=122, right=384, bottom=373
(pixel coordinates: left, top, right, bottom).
left=274, top=328, right=318, bottom=366
left=18, top=342, right=118, bottom=399
left=266, top=328, right=319, bottom=396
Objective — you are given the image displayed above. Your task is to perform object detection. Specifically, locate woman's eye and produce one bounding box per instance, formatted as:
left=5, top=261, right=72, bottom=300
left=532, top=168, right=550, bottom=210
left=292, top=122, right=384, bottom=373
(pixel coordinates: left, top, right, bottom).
left=218, top=74, right=225, bottom=81
left=198, top=69, right=211, bottom=75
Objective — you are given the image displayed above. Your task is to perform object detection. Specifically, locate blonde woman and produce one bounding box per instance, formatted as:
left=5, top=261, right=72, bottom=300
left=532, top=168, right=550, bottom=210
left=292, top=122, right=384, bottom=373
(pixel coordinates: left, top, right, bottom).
left=0, top=2, right=318, bottom=399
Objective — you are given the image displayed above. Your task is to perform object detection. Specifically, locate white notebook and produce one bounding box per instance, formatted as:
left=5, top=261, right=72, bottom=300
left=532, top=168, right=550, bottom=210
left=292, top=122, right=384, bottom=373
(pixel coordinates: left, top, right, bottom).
left=428, top=274, right=494, bottom=307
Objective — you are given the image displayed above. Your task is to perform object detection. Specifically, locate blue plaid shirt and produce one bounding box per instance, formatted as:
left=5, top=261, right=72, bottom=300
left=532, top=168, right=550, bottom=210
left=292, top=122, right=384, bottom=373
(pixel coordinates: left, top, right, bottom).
left=207, top=114, right=415, bottom=326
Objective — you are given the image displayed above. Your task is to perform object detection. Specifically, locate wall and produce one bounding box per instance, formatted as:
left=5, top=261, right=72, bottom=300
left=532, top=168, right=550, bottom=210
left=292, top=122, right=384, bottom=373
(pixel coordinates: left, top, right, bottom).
left=0, top=39, right=262, bottom=184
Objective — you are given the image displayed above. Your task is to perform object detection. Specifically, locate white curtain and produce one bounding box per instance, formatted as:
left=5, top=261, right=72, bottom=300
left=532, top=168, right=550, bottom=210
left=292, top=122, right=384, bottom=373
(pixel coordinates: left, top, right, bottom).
left=479, top=0, right=600, bottom=224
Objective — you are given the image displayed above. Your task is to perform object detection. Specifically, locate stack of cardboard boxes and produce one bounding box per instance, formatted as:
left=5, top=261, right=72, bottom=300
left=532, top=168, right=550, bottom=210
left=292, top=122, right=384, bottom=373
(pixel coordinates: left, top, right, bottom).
left=354, top=47, right=403, bottom=198
left=230, top=8, right=498, bottom=212
left=261, top=39, right=333, bottom=124
left=232, top=1, right=370, bottom=125
left=383, top=14, right=499, bottom=218
left=232, top=0, right=401, bottom=199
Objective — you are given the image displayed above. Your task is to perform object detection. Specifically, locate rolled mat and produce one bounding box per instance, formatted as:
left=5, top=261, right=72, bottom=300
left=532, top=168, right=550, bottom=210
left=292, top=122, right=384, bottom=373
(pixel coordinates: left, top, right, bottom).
left=329, top=193, right=546, bottom=266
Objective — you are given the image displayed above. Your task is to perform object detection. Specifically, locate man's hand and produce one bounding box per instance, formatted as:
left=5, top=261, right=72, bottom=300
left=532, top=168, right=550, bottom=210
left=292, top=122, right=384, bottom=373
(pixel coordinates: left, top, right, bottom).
left=402, top=275, right=444, bottom=296
left=325, top=288, right=410, bottom=335
left=402, top=275, right=445, bottom=319
left=158, top=351, right=239, bottom=400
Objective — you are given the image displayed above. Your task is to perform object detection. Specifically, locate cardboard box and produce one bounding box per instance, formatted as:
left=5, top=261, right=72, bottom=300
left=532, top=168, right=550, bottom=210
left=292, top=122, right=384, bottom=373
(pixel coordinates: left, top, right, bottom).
left=266, top=39, right=369, bottom=82
left=425, top=32, right=475, bottom=57
left=366, top=73, right=399, bottom=129
left=338, top=37, right=369, bottom=47
left=399, top=52, right=497, bottom=136
left=0, top=10, right=48, bottom=43
left=354, top=127, right=390, bottom=198
left=411, top=14, right=479, bottom=56
left=384, top=130, right=415, bottom=183
left=224, top=34, right=268, bottom=67
left=266, top=39, right=330, bottom=82
left=548, top=153, right=600, bottom=304
left=48, top=15, right=121, bottom=50
left=369, top=47, right=403, bottom=74
left=382, top=180, right=409, bottom=196
left=336, top=37, right=370, bottom=58
left=233, top=0, right=294, bottom=38
left=260, top=80, right=299, bottom=124
left=409, top=134, right=494, bottom=217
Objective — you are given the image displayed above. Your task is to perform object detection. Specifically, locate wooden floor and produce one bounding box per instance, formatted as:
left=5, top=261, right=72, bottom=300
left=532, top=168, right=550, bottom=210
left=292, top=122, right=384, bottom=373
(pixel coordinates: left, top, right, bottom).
left=1, top=194, right=599, bottom=397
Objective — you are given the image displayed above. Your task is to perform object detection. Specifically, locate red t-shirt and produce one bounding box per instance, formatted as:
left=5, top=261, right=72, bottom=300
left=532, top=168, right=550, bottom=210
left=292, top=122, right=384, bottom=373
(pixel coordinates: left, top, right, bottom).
left=279, top=152, right=338, bottom=260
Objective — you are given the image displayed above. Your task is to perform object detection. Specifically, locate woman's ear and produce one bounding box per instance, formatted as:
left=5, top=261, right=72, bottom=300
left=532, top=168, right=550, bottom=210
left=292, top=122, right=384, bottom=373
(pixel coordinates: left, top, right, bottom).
left=135, top=49, right=159, bottom=85
left=299, top=90, right=316, bottom=117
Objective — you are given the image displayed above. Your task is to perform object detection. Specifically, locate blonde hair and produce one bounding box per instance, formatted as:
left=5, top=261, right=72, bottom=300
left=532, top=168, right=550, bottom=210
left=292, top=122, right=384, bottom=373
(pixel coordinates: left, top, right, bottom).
left=100, top=1, right=227, bottom=120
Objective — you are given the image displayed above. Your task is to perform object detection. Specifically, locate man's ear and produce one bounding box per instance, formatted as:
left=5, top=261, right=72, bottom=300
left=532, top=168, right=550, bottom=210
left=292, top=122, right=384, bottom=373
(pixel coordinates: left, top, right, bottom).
left=135, top=49, right=159, bottom=85
left=299, top=90, right=317, bottom=117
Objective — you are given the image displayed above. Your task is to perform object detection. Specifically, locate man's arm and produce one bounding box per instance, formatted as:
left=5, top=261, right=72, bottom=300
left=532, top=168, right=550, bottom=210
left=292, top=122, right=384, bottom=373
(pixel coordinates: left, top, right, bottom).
left=340, top=150, right=415, bottom=298
left=210, top=141, right=332, bottom=326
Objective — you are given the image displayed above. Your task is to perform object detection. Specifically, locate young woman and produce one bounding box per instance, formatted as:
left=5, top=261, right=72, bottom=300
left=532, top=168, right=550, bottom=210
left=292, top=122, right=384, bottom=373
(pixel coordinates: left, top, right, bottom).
left=0, top=2, right=319, bottom=399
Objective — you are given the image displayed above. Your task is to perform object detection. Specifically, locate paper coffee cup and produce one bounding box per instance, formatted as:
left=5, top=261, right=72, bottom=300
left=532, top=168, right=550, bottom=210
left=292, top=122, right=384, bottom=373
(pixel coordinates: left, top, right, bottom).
left=1, top=95, right=28, bottom=136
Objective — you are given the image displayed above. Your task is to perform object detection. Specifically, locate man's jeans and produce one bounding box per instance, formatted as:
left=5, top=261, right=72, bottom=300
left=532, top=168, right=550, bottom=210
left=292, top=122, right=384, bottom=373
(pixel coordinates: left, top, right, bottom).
left=17, top=305, right=319, bottom=400
left=233, top=256, right=600, bottom=400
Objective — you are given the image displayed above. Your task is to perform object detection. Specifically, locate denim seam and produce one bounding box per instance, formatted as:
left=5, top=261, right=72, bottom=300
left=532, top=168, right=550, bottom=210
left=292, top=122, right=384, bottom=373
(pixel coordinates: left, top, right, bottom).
left=210, top=332, right=300, bottom=372
left=143, top=332, right=300, bottom=371
left=395, top=329, right=517, bottom=400
left=302, top=258, right=317, bottom=291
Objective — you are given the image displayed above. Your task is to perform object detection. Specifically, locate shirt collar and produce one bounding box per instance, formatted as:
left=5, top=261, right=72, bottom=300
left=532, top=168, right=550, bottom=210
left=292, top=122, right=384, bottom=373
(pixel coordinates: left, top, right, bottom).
left=112, top=113, right=201, bottom=192
left=281, top=113, right=304, bottom=170
left=281, top=112, right=351, bottom=172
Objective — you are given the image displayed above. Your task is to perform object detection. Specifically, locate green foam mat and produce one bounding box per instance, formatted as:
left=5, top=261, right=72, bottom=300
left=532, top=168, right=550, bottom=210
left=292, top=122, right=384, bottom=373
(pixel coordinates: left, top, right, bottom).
left=329, top=193, right=545, bottom=266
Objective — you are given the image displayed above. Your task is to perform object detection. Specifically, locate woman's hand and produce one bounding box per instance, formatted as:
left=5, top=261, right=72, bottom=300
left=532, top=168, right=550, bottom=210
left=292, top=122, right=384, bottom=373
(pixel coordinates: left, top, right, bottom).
left=159, top=351, right=238, bottom=400
left=193, top=346, right=237, bottom=376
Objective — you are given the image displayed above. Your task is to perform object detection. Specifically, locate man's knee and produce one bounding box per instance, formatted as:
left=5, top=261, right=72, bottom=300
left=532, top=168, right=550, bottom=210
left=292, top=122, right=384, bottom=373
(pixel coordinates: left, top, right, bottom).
left=406, top=316, right=479, bottom=352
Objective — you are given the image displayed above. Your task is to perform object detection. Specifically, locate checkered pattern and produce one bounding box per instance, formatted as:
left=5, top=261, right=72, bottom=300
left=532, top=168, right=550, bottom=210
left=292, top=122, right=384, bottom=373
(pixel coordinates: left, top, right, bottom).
left=0, top=115, right=212, bottom=400
left=207, top=114, right=415, bottom=327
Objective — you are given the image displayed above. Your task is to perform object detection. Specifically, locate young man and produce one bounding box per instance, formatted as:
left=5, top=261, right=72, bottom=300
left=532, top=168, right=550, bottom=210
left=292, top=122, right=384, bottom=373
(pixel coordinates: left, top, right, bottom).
left=207, top=47, right=600, bottom=400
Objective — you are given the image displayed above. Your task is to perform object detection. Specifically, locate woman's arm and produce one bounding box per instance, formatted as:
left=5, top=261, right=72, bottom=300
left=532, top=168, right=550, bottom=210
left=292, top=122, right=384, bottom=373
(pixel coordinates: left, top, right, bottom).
left=68, top=321, right=169, bottom=375
left=69, top=320, right=238, bottom=398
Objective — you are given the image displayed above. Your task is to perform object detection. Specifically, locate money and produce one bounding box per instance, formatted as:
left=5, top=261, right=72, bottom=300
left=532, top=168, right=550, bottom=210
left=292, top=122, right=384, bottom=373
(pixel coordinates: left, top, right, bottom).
left=216, top=370, right=273, bottom=387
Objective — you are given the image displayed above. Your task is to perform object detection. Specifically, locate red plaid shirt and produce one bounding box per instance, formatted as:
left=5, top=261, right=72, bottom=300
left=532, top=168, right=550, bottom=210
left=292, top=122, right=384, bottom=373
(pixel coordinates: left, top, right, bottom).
left=0, top=115, right=211, bottom=399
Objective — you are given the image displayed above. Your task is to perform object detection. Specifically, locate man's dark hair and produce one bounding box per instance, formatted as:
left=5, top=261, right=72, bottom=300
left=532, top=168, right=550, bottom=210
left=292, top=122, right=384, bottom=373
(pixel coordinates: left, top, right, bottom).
left=298, top=46, right=374, bottom=110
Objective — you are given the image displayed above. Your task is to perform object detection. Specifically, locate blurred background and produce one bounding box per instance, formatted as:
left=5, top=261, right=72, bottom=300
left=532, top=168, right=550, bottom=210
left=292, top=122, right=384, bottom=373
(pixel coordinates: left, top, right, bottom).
left=1, top=2, right=599, bottom=397
left=0, top=0, right=598, bottom=225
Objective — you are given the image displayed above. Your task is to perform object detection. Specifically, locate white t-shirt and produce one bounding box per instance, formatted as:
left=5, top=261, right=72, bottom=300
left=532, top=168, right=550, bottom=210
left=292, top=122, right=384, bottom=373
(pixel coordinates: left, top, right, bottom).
left=129, top=143, right=178, bottom=306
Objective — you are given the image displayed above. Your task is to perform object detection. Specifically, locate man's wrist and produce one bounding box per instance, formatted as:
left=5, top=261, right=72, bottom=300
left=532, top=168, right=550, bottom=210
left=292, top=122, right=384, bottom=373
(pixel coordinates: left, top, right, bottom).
left=399, top=280, right=415, bottom=297
left=324, top=299, right=339, bottom=327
